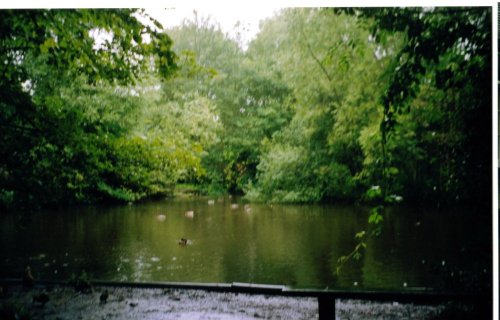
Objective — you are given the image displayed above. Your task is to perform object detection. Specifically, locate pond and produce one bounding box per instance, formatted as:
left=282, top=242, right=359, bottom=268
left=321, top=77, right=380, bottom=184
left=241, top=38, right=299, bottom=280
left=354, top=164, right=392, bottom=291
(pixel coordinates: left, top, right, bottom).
left=0, top=197, right=490, bottom=291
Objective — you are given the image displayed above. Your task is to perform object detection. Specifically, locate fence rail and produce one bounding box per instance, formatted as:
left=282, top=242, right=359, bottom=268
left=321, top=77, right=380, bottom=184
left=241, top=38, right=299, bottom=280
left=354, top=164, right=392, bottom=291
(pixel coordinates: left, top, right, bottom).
left=0, top=278, right=490, bottom=319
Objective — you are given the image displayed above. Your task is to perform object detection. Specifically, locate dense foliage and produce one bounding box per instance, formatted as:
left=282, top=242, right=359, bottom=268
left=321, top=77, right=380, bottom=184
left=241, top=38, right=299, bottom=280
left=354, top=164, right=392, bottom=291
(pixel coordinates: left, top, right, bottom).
left=0, top=9, right=178, bottom=208
left=357, top=7, right=492, bottom=206
left=0, top=7, right=492, bottom=209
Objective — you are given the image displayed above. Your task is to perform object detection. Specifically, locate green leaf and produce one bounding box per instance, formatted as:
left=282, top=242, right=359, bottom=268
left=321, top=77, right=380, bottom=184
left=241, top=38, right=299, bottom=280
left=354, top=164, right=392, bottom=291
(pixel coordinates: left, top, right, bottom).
left=355, top=230, right=366, bottom=239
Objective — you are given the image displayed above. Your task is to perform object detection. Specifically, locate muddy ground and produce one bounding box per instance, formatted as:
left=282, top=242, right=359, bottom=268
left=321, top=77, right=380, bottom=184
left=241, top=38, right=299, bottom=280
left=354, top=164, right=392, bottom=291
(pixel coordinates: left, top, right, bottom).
left=0, top=284, right=457, bottom=319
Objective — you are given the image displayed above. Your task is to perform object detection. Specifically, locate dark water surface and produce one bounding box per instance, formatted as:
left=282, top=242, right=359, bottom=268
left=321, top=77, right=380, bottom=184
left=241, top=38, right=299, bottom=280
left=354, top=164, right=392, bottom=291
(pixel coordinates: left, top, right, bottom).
left=0, top=197, right=489, bottom=290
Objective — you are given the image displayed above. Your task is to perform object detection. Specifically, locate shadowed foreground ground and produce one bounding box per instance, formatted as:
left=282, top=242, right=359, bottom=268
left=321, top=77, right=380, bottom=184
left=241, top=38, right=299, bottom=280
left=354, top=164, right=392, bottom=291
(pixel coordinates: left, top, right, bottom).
left=0, top=284, right=453, bottom=319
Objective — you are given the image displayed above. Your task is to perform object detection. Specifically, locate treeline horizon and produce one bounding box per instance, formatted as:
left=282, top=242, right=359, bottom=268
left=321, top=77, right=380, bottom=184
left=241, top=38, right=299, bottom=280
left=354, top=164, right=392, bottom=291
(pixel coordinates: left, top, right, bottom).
left=0, top=8, right=492, bottom=210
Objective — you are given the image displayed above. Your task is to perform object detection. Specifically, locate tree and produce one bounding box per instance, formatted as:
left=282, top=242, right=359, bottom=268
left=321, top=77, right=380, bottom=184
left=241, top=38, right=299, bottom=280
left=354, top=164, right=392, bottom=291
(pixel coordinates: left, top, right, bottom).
left=0, top=9, right=177, bottom=208
left=167, top=14, right=293, bottom=194
left=246, top=8, right=391, bottom=202
left=354, top=7, right=492, bottom=206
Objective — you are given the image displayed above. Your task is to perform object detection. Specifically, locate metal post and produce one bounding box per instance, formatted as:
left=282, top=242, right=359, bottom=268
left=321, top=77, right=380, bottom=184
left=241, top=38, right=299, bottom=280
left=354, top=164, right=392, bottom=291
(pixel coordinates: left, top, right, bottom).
left=318, top=295, right=335, bottom=320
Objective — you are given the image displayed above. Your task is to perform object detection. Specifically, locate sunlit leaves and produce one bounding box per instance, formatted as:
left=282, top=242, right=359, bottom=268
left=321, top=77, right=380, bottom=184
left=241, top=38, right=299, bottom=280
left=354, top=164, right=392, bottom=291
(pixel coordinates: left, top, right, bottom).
left=166, top=14, right=293, bottom=194
left=246, top=8, right=389, bottom=202
left=133, top=83, right=221, bottom=184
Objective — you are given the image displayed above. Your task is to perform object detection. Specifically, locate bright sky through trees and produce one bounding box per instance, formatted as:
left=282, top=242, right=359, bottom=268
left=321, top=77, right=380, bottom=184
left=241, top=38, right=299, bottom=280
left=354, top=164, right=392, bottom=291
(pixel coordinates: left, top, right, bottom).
left=145, top=5, right=285, bottom=49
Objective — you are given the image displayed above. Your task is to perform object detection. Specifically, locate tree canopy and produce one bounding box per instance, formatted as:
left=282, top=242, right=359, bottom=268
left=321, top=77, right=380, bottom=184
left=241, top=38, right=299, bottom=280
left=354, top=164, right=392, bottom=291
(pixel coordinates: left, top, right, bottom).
left=0, top=7, right=492, bottom=210
left=0, top=9, right=178, bottom=208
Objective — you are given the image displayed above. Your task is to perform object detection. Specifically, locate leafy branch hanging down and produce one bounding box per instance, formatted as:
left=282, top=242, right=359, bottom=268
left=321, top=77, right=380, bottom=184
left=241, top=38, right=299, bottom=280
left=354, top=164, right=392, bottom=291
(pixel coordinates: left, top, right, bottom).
left=336, top=205, right=385, bottom=275
left=336, top=7, right=490, bottom=123
left=334, top=7, right=491, bottom=205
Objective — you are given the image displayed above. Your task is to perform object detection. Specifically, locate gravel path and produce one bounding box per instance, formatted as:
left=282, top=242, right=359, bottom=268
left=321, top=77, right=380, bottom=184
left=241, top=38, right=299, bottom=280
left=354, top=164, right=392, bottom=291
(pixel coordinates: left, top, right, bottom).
left=1, top=284, right=450, bottom=319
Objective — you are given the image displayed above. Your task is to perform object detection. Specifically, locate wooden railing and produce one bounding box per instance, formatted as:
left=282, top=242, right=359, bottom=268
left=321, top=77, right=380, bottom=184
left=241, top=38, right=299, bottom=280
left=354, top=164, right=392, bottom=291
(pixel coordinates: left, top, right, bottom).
left=1, top=279, right=491, bottom=319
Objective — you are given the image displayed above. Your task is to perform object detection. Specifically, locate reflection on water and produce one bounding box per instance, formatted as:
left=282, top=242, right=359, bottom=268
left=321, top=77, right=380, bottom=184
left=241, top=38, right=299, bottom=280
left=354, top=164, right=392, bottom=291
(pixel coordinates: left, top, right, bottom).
left=0, top=197, right=489, bottom=290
